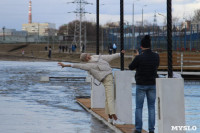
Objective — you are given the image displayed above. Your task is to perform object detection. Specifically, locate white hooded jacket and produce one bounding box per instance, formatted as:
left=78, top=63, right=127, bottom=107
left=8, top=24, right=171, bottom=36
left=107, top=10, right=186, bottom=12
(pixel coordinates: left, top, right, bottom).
left=72, top=53, right=120, bottom=82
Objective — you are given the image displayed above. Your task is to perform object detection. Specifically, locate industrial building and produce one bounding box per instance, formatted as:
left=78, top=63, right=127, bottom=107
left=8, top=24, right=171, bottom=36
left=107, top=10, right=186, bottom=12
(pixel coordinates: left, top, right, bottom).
left=22, top=23, right=56, bottom=36
left=22, top=0, right=56, bottom=36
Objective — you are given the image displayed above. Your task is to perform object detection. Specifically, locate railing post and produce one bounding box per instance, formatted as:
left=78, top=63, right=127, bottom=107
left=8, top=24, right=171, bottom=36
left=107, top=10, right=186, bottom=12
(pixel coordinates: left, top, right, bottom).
left=120, top=0, right=124, bottom=70
left=181, top=52, right=183, bottom=74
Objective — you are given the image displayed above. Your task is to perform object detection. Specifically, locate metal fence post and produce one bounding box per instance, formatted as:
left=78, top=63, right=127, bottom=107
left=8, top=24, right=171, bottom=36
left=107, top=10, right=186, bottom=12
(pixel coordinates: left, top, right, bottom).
left=167, top=0, right=173, bottom=78
left=120, top=0, right=124, bottom=70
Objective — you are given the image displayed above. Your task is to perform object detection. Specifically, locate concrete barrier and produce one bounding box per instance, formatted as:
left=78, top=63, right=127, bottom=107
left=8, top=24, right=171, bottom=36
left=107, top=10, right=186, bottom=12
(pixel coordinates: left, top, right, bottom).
left=114, top=71, right=134, bottom=124
left=40, top=76, right=49, bottom=82
left=156, top=78, right=185, bottom=133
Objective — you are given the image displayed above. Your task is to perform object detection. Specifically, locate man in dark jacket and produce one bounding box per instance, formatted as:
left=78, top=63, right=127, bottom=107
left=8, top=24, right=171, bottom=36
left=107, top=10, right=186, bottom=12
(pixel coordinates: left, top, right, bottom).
left=129, top=35, right=159, bottom=133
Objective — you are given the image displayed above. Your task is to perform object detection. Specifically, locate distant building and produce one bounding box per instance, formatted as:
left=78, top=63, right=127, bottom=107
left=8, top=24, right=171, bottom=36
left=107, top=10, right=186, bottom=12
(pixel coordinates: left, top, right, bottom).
left=0, top=28, right=27, bottom=36
left=22, top=23, right=56, bottom=36
left=181, top=21, right=191, bottom=30
left=103, top=21, right=120, bottom=28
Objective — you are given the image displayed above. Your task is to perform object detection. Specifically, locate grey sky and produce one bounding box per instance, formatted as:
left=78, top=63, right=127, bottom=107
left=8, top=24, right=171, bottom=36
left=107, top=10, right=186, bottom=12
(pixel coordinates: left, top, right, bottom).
left=0, top=0, right=199, bottom=30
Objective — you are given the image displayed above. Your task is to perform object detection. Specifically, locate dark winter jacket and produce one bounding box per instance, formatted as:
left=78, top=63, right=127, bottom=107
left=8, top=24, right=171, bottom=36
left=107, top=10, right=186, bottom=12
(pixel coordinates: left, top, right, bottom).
left=129, top=49, right=160, bottom=85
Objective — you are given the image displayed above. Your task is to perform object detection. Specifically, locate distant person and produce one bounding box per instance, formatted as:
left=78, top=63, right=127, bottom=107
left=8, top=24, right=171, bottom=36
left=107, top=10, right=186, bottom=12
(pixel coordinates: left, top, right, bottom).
left=81, top=44, right=85, bottom=53
left=113, top=43, right=117, bottom=54
left=68, top=44, right=72, bottom=53
left=108, top=43, right=113, bottom=55
left=129, top=35, right=160, bottom=133
left=21, top=49, right=24, bottom=56
left=62, top=45, right=65, bottom=53
left=58, top=50, right=126, bottom=125
left=45, top=46, right=48, bottom=51
left=65, top=45, right=68, bottom=52
left=72, top=45, right=76, bottom=52
left=48, top=46, right=52, bottom=59
left=59, top=45, right=62, bottom=53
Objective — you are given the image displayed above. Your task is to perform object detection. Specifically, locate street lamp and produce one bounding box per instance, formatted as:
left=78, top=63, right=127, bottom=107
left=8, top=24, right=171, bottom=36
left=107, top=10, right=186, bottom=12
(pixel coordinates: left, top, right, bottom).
left=96, top=2, right=105, bottom=54
left=142, top=5, right=147, bottom=27
left=2, top=26, right=5, bottom=41
left=132, top=0, right=140, bottom=49
left=158, top=13, right=167, bottom=26
left=96, top=0, right=99, bottom=55
left=158, top=13, right=166, bottom=18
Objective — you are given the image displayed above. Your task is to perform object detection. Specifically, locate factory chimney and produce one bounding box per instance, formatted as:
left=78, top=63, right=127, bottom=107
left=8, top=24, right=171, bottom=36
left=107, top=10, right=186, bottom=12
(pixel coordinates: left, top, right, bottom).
left=29, top=0, right=32, bottom=23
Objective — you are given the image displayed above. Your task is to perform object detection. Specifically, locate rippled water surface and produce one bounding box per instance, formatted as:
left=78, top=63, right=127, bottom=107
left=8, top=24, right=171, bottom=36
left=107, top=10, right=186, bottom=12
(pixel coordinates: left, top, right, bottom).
left=0, top=61, right=199, bottom=133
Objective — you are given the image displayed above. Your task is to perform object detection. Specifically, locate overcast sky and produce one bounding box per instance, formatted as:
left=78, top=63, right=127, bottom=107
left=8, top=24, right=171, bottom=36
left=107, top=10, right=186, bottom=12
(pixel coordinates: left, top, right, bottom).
left=0, top=0, right=199, bottom=30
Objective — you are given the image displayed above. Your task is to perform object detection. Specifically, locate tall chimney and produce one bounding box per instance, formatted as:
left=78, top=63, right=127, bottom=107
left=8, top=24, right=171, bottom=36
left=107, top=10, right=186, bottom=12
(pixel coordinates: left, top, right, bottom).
left=29, top=0, right=32, bottom=23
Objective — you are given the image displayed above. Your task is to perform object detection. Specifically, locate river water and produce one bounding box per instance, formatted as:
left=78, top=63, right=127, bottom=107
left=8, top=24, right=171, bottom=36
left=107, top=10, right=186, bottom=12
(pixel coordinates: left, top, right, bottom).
left=0, top=61, right=199, bottom=133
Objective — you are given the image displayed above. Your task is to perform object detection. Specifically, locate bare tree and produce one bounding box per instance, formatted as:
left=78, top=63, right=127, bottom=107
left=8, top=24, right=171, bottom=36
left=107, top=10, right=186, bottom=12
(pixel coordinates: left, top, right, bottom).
left=172, top=17, right=180, bottom=26
left=192, top=9, right=200, bottom=24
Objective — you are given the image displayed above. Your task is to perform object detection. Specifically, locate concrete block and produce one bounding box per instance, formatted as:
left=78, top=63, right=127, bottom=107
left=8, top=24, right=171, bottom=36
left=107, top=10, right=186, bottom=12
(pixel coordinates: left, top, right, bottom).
left=91, top=75, right=105, bottom=108
left=156, top=78, right=185, bottom=133
left=40, top=76, right=49, bottom=82
left=114, top=71, right=133, bottom=124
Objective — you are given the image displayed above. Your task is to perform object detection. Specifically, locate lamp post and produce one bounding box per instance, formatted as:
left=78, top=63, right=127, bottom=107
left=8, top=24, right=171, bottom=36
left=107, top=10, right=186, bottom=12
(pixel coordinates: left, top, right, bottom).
left=120, top=0, right=124, bottom=70
left=96, top=0, right=99, bottom=55
left=2, top=26, right=5, bottom=41
left=132, top=0, right=140, bottom=49
left=167, top=0, right=173, bottom=78
left=142, top=5, right=147, bottom=27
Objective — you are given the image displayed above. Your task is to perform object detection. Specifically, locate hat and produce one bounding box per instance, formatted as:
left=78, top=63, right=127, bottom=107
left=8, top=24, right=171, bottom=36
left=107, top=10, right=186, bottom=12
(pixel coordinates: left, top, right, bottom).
left=141, top=35, right=151, bottom=48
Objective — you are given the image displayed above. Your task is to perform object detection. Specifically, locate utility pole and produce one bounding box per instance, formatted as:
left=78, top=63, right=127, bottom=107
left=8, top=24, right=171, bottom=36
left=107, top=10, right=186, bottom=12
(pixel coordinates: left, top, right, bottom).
left=153, top=10, right=157, bottom=26
left=2, top=26, right=5, bottom=41
left=68, top=0, right=92, bottom=52
left=132, top=0, right=140, bottom=49
left=132, top=3, right=135, bottom=49
left=142, top=5, right=147, bottom=27
left=167, top=0, right=173, bottom=78
left=96, top=0, right=99, bottom=55
left=120, top=0, right=124, bottom=70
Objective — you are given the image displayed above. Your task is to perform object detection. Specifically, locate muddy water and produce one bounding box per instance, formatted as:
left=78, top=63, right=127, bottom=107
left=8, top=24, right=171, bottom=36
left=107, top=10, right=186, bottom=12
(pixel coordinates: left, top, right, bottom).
left=0, top=61, right=199, bottom=133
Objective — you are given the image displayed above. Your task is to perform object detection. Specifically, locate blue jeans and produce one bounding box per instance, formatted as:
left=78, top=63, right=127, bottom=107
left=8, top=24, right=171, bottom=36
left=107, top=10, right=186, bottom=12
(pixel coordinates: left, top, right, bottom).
left=135, top=85, right=156, bottom=132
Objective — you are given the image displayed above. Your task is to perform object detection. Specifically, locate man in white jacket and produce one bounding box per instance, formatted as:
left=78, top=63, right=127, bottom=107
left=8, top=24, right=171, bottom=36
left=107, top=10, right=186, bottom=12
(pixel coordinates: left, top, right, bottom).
left=58, top=50, right=125, bottom=125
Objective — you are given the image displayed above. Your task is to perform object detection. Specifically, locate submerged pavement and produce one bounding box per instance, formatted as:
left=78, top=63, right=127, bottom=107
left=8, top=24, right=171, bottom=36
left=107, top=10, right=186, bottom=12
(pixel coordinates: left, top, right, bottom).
left=0, top=61, right=199, bottom=133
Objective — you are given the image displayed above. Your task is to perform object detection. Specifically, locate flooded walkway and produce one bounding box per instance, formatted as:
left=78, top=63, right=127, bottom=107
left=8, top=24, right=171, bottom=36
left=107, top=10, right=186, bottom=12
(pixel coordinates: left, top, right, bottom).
left=0, top=61, right=114, bottom=133
left=0, top=61, right=199, bottom=133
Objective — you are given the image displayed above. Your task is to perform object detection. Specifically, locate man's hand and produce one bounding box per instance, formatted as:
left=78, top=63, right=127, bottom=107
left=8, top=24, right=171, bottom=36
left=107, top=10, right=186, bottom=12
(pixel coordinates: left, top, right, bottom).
left=121, top=50, right=125, bottom=54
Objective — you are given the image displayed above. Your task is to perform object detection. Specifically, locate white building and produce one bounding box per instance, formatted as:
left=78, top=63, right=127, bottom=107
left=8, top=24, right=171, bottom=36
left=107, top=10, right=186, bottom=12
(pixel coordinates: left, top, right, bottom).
left=22, top=23, right=56, bottom=36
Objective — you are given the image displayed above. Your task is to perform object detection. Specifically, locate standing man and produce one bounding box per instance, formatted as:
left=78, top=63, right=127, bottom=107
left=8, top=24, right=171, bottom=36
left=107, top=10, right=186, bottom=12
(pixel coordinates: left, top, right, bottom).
left=129, top=35, right=159, bottom=133
left=108, top=43, right=113, bottom=55
left=48, top=46, right=52, bottom=59
left=113, top=43, right=117, bottom=54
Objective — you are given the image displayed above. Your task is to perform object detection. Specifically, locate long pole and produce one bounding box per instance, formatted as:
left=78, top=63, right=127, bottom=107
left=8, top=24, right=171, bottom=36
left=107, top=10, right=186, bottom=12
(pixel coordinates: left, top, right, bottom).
left=2, top=27, right=5, bottom=41
left=142, top=8, right=143, bottom=27
left=80, top=0, right=82, bottom=52
left=167, top=0, right=173, bottom=78
left=96, top=0, right=99, bottom=55
left=102, top=28, right=104, bottom=53
left=38, top=23, right=39, bottom=44
left=120, top=0, right=124, bottom=70
left=132, top=3, right=135, bottom=49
